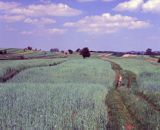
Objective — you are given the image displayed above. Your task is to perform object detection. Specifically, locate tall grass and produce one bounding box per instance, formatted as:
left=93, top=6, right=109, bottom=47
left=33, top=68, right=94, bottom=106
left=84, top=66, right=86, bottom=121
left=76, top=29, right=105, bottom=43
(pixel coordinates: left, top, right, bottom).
left=0, top=59, right=115, bottom=129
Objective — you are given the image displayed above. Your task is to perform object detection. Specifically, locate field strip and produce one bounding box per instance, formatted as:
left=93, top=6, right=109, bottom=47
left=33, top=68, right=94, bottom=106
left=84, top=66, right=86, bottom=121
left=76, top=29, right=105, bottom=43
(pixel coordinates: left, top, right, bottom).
left=0, top=60, right=67, bottom=83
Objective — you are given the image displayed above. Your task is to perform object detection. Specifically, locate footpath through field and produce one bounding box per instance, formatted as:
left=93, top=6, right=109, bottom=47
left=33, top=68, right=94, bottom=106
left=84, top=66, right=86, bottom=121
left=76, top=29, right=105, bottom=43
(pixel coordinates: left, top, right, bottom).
left=100, top=55, right=160, bottom=130
left=101, top=56, right=138, bottom=130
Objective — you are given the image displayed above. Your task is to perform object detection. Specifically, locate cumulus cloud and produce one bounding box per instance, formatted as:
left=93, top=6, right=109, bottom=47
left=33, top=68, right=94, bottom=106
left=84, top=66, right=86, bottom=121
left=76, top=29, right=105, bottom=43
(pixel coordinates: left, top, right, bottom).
left=0, top=1, right=82, bottom=17
left=64, top=13, right=150, bottom=34
left=114, top=0, right=160, bottom=13
left=114, top=0, right=144, bottom=11
left=0, top=15, right=25, bottom=22
left=0, top=1, right=19, bottom=10
left=142, top=0, right=160, bottom=13
left=24, top=17, right=56, bottom=25
left=21, top=28, right=66, bottom=36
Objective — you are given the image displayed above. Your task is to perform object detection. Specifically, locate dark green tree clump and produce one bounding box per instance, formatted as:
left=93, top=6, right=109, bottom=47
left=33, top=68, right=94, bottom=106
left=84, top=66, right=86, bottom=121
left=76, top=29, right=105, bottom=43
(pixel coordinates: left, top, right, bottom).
left=0, top=50, right=7, bottom=55
left=80, top=47, right=91, bottom=58
left=68, top=49, right=73, bottom=54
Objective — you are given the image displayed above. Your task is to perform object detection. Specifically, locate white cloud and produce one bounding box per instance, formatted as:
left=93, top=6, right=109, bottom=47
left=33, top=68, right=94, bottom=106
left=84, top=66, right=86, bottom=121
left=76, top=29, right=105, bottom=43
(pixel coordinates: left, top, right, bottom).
left=21, top=28, right=66, bottom=35
left=142, top=0, right=160, bottom=13
left=64, top=13, right=150, bottom=34
left=114, top=0, right=160, bottom=13
left=114, top=0, right=144, bottom=11
left=0, top=1, right=19, bottom=10
left=46, top=28, right=66, bottom=34
left=0, top=15, right=25, bottom=22
left=24, top=17, right=56, bottom=25
left=0, top=1, right=82, bottom=17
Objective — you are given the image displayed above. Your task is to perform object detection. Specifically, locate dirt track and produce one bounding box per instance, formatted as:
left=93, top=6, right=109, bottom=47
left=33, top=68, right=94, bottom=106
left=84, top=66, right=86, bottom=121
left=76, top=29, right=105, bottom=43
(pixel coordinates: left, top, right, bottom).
left=100, top=56, right=160, bottom=130
left=101, top=56, right=138, bottom=130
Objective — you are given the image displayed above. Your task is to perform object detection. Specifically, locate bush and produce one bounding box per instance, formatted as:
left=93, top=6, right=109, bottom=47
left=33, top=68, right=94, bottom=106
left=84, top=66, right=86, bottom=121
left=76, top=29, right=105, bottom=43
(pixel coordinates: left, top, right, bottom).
left=80, top=47, right=90, bottom=58
left=0, top=50, right=7, bottom=55
left=50, top=48, right=59, bottom=52
left=76, top=48, right=81, bottom=52
left=27, top=46, right=32, bottom=50
left=158, top=58, right=160, bottom=63
left=68, top=49, right=73, bottom=54
left=145, top=48, right=152, bottom=55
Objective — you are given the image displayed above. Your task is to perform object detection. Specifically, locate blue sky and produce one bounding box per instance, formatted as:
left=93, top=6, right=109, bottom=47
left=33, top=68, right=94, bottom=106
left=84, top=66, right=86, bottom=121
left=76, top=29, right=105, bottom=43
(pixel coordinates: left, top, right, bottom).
left=0, top=0, right=160, bottom=51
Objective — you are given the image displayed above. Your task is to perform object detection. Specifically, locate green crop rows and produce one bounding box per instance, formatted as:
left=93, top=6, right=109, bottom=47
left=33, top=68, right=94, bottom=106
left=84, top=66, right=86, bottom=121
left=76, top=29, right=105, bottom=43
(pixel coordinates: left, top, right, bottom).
left=0, top=59, right=115, bottom=129
left=0, top=58, right=66, bottom=78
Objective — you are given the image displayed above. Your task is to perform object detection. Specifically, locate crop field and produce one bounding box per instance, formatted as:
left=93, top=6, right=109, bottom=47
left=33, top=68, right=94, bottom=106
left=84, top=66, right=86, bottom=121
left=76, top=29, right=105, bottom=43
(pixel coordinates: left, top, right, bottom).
left=0, top=51, right=160, bottom=130
left=0, top=48, right=64, bottom=60
left=0, top=58, right=66, bottom=79
left=0, top=58, right=115, bottom=129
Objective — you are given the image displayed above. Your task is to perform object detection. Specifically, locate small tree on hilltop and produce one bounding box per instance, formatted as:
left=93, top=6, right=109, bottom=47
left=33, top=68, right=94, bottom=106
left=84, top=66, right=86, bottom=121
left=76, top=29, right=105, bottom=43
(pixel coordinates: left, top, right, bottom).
left=76, top=48, right=81, bottom=52
left=80, top=47, right=90, bottom=58
left=145, top=48, right=152, bottom=55
left=68, top=49, right=73, bottom=54
left=27, top=46, right=32, bottom=50
left=50, top=48, right=59, bottom=53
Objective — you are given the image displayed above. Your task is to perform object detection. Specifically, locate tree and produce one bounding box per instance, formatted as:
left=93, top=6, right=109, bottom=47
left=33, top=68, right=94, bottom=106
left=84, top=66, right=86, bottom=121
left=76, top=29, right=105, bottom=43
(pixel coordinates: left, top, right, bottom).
left=76, top=48, right=81, bottom=52
left=80, top=47, right=90, bottom=58
left=158, top=58, right=160, bottom=63
left=68, top=49, right=73, bottom=54
left=145, top=48, right=152, bottom=55
left=50, top=48, right=59, bottom=52
left=0, top=50, right=7, bottom=55
left=27, top=46, right=32, bottom=50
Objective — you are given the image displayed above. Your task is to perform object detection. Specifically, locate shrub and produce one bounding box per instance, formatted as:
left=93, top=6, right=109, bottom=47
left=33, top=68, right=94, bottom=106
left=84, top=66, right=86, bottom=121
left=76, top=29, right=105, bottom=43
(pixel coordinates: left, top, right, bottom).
left=68, top=49, right=73, bottom=54
left=0, top=50, right=7, bottom=55
left=50, top=48, right=59, bottom=52
left=76, top=48, right=81, bottom=52
left=145, top=48, right=152, bottom=55
left=80, top=47, right=90, bottom=58
left=20, top=56, right=25, bottom=59
left=27, top=46, right=32, bottom=50
left=0, top=51, right=3, bottom=54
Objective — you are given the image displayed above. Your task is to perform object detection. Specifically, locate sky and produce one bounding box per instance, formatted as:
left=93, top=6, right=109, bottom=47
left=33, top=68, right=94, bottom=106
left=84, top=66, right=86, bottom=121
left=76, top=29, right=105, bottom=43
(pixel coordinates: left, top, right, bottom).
left=0, top=0, right=160, bottom=51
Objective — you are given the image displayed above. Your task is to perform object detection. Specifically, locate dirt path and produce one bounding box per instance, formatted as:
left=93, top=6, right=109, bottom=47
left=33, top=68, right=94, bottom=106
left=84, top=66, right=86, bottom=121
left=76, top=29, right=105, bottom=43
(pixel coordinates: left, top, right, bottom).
left=101, top=57, right=138, bottom=129
left=106, top=90, right=137, bottom=130
left=100, top=56, right=160, bottom=130
left=0, top=60, right=66, bottom=83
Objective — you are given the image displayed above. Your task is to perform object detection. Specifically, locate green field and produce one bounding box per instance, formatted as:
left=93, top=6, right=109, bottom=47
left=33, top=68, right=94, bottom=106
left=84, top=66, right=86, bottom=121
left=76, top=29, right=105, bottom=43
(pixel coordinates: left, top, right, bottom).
left=0, top=58, right=115, bottom=129
left=0, top=52, right=160, bottom=130
left=0, top=58, right=66, bottom=78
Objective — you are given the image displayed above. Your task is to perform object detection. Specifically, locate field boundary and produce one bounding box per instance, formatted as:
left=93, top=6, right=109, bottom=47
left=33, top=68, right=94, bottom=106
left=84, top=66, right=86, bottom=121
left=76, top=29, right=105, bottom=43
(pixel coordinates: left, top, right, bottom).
left=0, top=60, right=67, bottom=83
